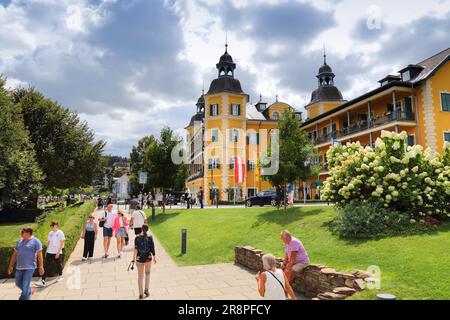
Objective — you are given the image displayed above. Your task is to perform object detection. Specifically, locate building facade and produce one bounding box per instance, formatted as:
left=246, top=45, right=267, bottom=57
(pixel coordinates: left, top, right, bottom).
left=186, top=46, right=450, bottom=203
left=185, top=45, right=296, bottom=204
left=302, top=48, right=450, bottom=199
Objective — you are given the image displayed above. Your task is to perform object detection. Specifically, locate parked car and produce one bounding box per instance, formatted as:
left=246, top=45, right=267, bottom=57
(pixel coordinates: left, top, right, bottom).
left=246, top=189, right=281, bottom=207
left=165, top=192, right=184, bottom=205
left=117, top=199, right=127, bottom=206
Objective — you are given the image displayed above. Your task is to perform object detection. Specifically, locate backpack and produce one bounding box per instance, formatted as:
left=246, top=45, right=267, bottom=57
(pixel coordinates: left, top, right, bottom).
left=136, top=236, right=152, bottom=263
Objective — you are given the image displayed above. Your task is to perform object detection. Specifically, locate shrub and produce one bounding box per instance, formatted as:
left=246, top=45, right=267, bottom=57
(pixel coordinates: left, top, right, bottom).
left=0, top=201, right=95, bottom=279
left=330, top=200, right=412, bottom=239
left=322, top=131, right=450, bottom=219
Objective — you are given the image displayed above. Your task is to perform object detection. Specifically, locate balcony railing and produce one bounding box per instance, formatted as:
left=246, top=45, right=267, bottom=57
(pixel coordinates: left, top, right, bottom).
left=187, top=169, right=204, bottom=182
left=313, top=110, right=415, bottom=145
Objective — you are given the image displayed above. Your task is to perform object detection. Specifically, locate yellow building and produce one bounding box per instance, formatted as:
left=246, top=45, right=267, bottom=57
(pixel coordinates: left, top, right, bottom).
left=302, top=47, right=450, bottom=199
left=185, top=45, right=296, bottom=204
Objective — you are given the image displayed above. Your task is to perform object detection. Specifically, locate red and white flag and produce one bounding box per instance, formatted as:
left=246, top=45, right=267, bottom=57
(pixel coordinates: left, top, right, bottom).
left=234, top=155, right=246, bottom=184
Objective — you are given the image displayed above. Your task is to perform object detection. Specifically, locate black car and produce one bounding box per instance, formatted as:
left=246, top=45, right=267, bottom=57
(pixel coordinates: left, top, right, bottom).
left=165, top=192, right=184, bottom=205
left=246, top=189, right=280, bottom=207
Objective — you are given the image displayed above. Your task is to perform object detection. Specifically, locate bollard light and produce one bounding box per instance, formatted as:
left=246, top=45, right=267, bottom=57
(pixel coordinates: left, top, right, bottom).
left=181, top=228, right=187, bottom=255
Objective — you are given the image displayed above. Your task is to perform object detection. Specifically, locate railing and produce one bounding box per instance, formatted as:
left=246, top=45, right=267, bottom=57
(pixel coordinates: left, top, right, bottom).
left=313, top=110, right=415, bottom=145
left=187, top=169, right=204, bottom=182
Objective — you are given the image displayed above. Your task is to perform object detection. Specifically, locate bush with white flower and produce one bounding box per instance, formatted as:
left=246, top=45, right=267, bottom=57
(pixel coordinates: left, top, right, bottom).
left=322, top=131, right=450, bottom=219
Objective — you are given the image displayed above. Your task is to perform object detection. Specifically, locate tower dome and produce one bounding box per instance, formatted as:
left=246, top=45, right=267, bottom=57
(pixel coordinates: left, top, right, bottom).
left=309, top=51, right=344, bottom=104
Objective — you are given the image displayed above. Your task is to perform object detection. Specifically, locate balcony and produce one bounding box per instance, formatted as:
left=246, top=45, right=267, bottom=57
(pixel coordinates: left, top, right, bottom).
left=187, top=169, right=204, bottom=182
left=314, top=110, right=415, bottom=145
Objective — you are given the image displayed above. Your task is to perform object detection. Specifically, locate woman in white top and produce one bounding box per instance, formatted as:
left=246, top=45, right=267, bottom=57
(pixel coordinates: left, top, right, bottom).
left=255, top=254, right=296, bottom=300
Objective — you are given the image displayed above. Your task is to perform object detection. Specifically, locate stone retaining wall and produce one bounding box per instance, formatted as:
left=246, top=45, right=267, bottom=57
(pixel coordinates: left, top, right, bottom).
left=235, top=245, right=370, bottom=300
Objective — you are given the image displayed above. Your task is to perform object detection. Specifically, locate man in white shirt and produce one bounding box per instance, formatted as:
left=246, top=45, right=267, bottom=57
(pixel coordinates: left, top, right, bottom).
left=99, top=203, right=117, bottom=259
left=35, top=221, right=65, bottom=287
left=129, top=204, right=147, bottom=235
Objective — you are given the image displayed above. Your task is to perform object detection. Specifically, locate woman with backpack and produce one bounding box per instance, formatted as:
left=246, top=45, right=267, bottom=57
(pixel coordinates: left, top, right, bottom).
left=132, top=224, right=156, bottom=299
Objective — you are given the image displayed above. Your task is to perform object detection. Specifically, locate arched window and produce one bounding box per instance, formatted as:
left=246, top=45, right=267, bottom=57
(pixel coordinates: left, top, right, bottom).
left=272, top=112, right=279, bottom=120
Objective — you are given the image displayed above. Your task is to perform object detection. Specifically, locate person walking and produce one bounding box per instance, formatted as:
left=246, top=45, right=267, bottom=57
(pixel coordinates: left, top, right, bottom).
left=198, top=187, right=204, bottom=209
left=128, top=195, right=139, bottom=216
left=185, top=188, right=191, bottom=209
left=99, top=203, right=117, bottom=259
left=130, top=204, right=147, bottom=236
left=113, top=210, right=128, bottom=258
left=81, top=214, right=98, bottom=261
left=132, top=224, right=156, bottom=299
left=8, top=227, right=44, bottom=300
left=35, top=221, right=65, bottom=287
left=255, top=254, right=296, bottom=300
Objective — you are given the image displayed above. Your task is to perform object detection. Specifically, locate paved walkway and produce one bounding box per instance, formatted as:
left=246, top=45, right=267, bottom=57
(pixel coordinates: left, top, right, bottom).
left=0, top=207, right=261, bottom=300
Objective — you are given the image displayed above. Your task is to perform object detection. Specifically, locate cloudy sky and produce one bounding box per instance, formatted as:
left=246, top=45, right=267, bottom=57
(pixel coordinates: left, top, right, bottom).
left=1, top=0, right=450, bottom=156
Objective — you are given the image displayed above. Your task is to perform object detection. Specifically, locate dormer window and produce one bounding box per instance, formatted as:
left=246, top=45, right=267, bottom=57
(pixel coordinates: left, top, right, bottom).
left=272, top=112, right=279, bottom=120
left=402, top=70, right=411, bottom=81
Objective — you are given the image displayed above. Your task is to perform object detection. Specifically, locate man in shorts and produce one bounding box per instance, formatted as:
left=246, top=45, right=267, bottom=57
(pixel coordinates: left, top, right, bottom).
left=280, top=230, right=309, bottom=284
left=129, top=204, right=147, bottom=235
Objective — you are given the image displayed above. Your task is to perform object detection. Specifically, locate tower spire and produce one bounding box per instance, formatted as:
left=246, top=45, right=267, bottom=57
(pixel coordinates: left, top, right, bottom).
left=323, top=44, right=327, bottom=65
left=225, top=31, right=228, bottom=52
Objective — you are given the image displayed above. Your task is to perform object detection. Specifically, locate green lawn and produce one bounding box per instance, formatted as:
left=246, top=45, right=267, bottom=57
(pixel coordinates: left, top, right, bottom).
left=0, top=222, right=38, bottom=247
left=146, top=206, right=450, bottom=300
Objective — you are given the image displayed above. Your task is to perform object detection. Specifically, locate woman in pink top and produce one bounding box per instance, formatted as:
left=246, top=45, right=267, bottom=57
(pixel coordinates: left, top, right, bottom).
left=113, top=210, right=128, bottom=258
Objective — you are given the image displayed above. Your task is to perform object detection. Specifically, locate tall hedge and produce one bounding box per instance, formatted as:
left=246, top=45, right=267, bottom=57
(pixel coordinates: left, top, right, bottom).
left=0, top=201, right=95, bottom=279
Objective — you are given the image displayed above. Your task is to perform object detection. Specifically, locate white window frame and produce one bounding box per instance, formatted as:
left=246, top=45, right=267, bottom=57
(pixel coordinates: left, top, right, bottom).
left=440, top=91, right=450, bottom=112
left=247, top=160, right=255, bottom=171
left=209, top=157, right=220, bottom=170
left=230, top=129, right=239, bottom=143
left=248, top=132, right=258, bottom=145
left=444, top=131, right=450, bottom=143
left=210, top=104, right=219, bottom=116
left=272, top=112, right=279, bottom=120
left=211, top=128, right=219, bottom=143
left=231, top=104, right=240, bottom=116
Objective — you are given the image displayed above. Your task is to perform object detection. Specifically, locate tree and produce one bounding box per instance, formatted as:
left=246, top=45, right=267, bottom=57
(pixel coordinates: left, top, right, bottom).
left=12, top=88, right=106, bottom=192
left=0, top=79, right=44, bottom=204
left=130, top=135, right=156, bottom=194
left=260, top=110, right=320, bottom=211
left=140, top=127, right=187, bottom=213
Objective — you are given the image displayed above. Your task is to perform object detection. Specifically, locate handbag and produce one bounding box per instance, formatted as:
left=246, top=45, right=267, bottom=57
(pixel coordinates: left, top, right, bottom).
left=99, top=211, right=107, bottom=228
left=267, top=271, right=288, bottom=299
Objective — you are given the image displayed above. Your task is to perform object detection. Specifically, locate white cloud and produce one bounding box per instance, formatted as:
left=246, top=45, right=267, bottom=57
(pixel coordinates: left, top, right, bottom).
left=1, top=0, right=449, bottom=156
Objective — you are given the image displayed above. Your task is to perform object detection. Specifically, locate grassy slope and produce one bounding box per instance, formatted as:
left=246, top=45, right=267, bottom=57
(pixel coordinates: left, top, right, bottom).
left=0, top=202, right=95, bottom=247
left=147, top=206, right=450, bottom=300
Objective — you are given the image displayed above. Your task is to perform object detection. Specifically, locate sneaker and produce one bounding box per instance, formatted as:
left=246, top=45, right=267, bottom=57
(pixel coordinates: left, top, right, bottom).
left=117, top=253, right=121, bottom=258
left=35, top=279, right=46, bottom=287
left=82, top=257, right=87, bottom=261
left=144, top=289, right=149, bottom=297
left=56, top=276, right=64, bottom=282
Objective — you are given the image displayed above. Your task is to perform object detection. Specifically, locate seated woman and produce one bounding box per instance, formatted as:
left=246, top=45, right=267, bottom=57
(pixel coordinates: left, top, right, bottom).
left=255, top=254, right=296, bottom=300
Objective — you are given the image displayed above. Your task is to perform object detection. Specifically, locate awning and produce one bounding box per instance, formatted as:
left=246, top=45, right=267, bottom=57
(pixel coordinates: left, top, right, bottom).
left=310, top=180, right=324, bottom=189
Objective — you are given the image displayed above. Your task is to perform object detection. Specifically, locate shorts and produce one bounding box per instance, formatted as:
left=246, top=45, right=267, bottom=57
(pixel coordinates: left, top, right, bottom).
left=116, top=227, right=126, bottom=238
left=103, top=227, right=113, bottom=238
left=292, top=263, right=308, bottom=273
left=134, top=227, right=142, bottom=236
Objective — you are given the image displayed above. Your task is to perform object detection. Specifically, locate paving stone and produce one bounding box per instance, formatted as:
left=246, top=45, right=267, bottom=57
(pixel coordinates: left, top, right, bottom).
left=0, top=206, right=266, bottom=301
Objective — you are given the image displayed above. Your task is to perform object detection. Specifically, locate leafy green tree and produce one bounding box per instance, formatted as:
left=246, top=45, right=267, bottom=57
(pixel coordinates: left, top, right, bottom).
left=260, top=110, right=320, bottom=211
left=130, top=135, right=156, bottom=195
left=12, top=88, right=105, bottom=192
left=0, top=79, right=44, bottom=203
left=140, top=127, right=187, bottom=212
